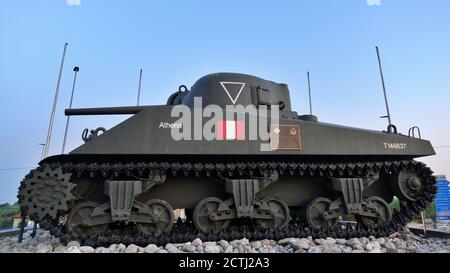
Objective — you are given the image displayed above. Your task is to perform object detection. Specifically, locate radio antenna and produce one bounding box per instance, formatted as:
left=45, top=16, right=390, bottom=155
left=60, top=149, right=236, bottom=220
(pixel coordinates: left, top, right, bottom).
left=376, top=46, right=397, bottom=133
left=137, top=69, right=143, bottom=106
left=307, top=71, right=313, bottom=115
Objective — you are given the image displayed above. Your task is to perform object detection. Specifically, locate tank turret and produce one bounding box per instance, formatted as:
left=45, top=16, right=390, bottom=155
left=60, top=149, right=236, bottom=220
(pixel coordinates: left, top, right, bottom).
left=180, top=73, right=292, bottom=111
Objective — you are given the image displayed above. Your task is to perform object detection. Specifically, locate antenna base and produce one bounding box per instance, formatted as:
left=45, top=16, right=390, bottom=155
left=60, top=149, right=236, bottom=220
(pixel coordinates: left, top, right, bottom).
left=386, top=124, right=398, bottom=134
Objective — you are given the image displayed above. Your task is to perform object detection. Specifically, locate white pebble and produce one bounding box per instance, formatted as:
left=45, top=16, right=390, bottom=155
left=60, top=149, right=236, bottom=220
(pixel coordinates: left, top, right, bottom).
left=67, top=241, right=80, bottom=248
left=125, top=244, right=139, bottom=253
left=79, top=246, right=95, bottom=253
left=144, top=244, right=159, bottom=253
left=192, top=238, right=202, bottom=247
left=65, top=246, right=81, bottom=253
left=204, top=245, right=221, bottom=253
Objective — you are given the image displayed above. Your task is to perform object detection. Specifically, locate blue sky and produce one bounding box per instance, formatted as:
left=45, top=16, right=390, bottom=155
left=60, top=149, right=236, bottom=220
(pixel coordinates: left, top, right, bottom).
left=1, top=0, right=449, bottom=203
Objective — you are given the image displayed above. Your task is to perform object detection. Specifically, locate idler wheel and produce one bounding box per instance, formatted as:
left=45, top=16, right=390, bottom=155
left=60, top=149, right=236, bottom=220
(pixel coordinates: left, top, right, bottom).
left=356, top=196, right=392, bottom=228
left=391, top=171, right=423, bottom=201
left=66, top=201, right=107, bottom=240
left=305, top=197, right=338, bottom=230
left=256, top=198, right=290, bottom=230
left=193, top=197, right=230, bottom=234
left=137, top=199, right=175, bottom=236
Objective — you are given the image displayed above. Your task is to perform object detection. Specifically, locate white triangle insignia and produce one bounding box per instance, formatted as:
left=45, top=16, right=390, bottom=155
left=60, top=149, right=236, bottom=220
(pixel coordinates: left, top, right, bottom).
left=220, top=82, right=246, bottom=105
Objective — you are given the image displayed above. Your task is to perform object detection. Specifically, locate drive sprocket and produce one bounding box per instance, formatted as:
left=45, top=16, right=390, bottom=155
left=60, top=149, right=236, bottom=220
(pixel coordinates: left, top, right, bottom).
left=19, top=166, right=75, bottom=221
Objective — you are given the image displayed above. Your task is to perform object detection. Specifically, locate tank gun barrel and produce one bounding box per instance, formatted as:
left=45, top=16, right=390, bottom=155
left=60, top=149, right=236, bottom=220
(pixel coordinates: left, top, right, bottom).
left=65, top=106, right=149, bottom=116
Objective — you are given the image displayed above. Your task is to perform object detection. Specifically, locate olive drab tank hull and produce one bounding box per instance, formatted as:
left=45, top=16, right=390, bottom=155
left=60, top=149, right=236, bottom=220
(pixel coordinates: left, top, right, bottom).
left=18, top=73, right=437, bottom=246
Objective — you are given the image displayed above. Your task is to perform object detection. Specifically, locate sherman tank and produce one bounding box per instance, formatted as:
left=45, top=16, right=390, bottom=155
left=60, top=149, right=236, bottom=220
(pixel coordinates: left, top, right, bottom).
left=18, top=72, right=437, bottom=246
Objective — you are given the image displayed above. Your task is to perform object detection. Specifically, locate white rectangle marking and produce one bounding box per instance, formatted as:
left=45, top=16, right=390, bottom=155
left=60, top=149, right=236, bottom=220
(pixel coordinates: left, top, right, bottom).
left=226, top=120, right=236, bottom=140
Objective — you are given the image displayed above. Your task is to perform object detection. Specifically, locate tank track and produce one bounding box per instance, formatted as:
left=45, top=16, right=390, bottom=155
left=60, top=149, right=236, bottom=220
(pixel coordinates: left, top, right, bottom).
left=22, top=159, right=436, bottom=247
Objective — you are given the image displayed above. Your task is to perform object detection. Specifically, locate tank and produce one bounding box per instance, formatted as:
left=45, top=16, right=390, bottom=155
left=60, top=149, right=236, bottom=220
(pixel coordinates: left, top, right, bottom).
left=18, top=72, right=437, bottom=245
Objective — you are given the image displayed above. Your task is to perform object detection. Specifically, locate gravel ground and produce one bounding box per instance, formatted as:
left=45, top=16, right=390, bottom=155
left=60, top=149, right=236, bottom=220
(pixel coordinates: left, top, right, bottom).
left=1, top=229, right=449, bottom=253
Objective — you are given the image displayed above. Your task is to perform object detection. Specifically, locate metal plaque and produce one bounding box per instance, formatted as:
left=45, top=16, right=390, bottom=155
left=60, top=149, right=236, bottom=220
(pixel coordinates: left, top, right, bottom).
left=270, top=125, right=301, bottom=150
